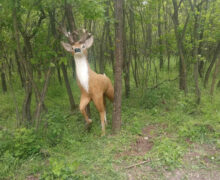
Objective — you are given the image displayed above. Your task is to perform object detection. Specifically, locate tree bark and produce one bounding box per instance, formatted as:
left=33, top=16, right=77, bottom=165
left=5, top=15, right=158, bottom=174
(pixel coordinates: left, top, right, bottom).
left=190, top=0, right=201, bottom=104
left=112, top=0, right=124, bottom=134
left=35, top=67, right=52, bottom=128
left=99, top=24, right=106, bottom=73
left=198, top=0, right=208, bottom=78
left=61, top=63, right=76, bottom=111
left=1, top=68, right=7, bottom=93
left=123, top=5, right=130, bottom=98
left=57, top=66, right=62, bottom=85
left=172, top=0, right=188, bottom=94
left=158, top=0, right=163, bottom=70
left=210, top=58, right=220, bottom=96
left=204, top=42, right=220, bottom=88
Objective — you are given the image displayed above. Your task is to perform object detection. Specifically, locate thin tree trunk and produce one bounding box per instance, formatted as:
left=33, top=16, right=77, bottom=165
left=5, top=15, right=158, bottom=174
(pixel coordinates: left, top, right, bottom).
left=99, top=25, right=106, bottom=73
left=61, top=63, right=76, bottom=111
left=158, top=0, right=163, bottom=70
left=204, top=42, right=220, bottom=88
left=123, top=6, right=130, bottom=98
left=1, top=70, right=7, bottom=93
left=112, top=0, right=124, bottom=134
left=12, top=1, right=32, bottom=124
left=22, top=80, right=32, bottom=124
left=198, top=0, right=208, bottom=78
left=163, top=2, right=171, bottom=72
left=14, top=50, right=25, bottom=88
left=35, top=67, right=52, bottom=128
left=172, top=0, right=188, bottom=94
left=190, top=0, right=201, bottom=104
left=106, top=0, right=114, bottom=71
left=210, top=58, right=220, bottom=96
left=57, top=66, right=62, bottom=85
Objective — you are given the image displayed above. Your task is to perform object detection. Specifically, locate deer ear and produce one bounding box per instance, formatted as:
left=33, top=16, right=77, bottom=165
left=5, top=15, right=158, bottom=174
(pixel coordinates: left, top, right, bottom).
left=61, top=41, right=73, bottom=52
left=85, top=36, right=94, bottom=49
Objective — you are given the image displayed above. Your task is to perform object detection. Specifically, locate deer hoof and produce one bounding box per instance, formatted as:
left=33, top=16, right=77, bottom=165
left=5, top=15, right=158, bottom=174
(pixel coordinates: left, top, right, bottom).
left=85, top=120, right=92, bottom=131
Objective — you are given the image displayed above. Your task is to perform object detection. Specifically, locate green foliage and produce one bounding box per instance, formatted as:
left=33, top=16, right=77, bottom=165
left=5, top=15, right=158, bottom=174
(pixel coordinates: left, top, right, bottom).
left=41, top=157, right=79, bottom=180
left=0, top=128, right=41, bottom=178
left=0, top=128, right=41, bottom=159
left=45, top=109, right=67, bottom=146
left=0, top=151, right=18, bottom=178
left=139, top=83, right=178, bottom=109
left=178, top=121, right=215, bottom=143
left=72, top=0, right=105, bottom=20
left=146, top=138, right=185, bottom=170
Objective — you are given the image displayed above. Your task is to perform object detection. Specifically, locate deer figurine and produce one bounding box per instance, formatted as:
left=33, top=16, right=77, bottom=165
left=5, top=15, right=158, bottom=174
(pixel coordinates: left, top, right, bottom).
left=60, top=28, right=114, bottom=136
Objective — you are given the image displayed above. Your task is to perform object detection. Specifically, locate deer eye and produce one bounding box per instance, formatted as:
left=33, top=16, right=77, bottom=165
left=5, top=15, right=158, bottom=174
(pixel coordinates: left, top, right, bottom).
left=82, top=44, right=85, bottom=48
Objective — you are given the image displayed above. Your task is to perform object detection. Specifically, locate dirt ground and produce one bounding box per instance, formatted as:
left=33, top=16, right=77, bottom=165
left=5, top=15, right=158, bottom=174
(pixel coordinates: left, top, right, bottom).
left=116, top=124, right=220, bottom=180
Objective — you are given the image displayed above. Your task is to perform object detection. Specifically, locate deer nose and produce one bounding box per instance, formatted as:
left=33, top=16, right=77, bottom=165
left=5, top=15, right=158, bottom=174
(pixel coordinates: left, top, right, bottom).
left=74, top=48, right=81, bottom=53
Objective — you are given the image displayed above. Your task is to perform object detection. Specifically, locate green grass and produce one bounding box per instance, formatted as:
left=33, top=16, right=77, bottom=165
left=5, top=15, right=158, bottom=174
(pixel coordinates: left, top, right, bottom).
left=0, top=66, right=220, bottom=179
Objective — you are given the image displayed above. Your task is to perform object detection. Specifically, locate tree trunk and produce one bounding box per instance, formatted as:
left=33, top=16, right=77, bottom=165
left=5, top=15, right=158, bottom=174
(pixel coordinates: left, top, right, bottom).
left=123, top=6, right=130, bottom=98
left=1, top=70, right=7, bottom=93
left=191, top=0, right=201, bottom=104
left=204, top=42, right=220, bottom=88
left=210, top=58, right=220, bottom=96
left=99, top=24, right=106, bottom=73
left=22, top=80, right=32, bottom=124
left=61, top=63, right=76, bottom=111
left=172, top=0, right=188, bottom=94
left=14, top=50, right=25, bottom=88
left=106, top=0, right=114, bottom=71
left=198, top=0, right=208, bottom=78
left=217, top=80, right=220, bottom=88
left=112, top=0, right=124, bottom=134
left=12, top=1, right=32, bottom=124
left=163, top=2, right=171, bottom=72
left=158, top=0, right=163, bottom=70
left=65, top=2, right=77, bottom=39
left=35, top=67, right=52, bottom=128
left=57, top=66, right=62, bottom=85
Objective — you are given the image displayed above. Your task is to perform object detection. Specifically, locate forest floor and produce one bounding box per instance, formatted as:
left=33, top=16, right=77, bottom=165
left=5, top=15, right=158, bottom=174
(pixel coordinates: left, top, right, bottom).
left=116, top=124, right=220, bottom=180
left=0, top=76, right=220, bottom=179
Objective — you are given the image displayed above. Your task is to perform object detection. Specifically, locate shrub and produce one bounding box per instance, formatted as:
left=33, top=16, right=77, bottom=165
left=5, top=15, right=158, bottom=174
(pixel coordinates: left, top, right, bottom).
left=45, top=109, right=67, bottom=146
left=41, top=157, right=79, bottom=179
left=139, top=83, right=177, bottom=109
left=0, top=128, right=41, bottom=159
left=146, top=138, right=185, bottom=169
left=178, top=121, right=215, bottom=143
left=0, top=128, right=41, bottom=178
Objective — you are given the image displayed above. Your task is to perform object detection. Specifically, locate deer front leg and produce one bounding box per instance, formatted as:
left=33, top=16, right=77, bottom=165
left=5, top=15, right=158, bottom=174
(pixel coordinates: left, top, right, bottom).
left=79, top=95, right=92, bottom=129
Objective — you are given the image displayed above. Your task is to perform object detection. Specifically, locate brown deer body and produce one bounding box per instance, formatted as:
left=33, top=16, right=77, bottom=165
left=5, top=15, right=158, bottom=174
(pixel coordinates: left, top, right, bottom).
left=61, top=30, right=114, bottom=136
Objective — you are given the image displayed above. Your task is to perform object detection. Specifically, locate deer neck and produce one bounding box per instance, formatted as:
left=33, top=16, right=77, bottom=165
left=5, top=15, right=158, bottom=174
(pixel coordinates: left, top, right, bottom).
left=74, top=54, right=90, bottom=93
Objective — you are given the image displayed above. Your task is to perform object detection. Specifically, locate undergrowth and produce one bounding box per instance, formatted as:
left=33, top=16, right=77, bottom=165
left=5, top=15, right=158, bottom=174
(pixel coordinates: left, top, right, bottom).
left=0, top=74, right=219, bottom=179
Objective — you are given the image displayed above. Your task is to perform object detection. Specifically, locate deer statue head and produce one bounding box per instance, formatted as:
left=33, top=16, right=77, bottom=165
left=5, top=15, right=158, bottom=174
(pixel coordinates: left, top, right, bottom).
left=60, top=28, right=94, bottom=57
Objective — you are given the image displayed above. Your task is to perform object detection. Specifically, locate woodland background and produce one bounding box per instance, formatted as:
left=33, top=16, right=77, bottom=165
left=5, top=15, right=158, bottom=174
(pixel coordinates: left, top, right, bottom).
left=0, top=0, right=220, bottom=179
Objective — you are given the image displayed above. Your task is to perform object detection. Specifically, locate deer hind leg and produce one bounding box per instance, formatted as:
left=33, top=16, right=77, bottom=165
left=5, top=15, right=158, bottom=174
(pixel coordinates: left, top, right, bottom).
left=92, top=95, right=106, bottom=136
left=79, top=95, right=92, bottom=128
left=105, top=84, right=114, bottom=102
left=103, top=97, right=107, bottom=125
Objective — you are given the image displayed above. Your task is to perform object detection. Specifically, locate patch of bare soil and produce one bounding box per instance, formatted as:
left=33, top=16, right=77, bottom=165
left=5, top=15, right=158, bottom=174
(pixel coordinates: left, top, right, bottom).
left=165, top=143, right=220, bottom=180
left=116, top=125, right=157, bottom=158
left=26, top=174, right=39, bottom=180
left=115, top=124, right=220, bottom=180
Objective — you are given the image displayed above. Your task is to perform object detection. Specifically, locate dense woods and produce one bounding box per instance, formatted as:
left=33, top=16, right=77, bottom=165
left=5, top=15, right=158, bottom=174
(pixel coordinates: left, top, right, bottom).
left=0, top=0, right=220, bottom=179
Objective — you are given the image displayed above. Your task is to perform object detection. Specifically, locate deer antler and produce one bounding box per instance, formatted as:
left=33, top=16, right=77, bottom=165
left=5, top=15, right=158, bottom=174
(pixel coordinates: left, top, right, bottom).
left=78, top=29, right=92, bottom=43
left=58, top=25, right=75, bottom=44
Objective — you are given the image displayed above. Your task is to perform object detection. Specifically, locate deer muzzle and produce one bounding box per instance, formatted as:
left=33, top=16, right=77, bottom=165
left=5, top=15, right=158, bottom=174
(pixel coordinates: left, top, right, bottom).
left=74, top=48, right=81, bottom=53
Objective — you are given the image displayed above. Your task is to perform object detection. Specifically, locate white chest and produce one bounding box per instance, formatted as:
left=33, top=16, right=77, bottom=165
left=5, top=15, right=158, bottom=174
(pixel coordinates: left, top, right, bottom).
left=74, top=56, right=89, bottom=93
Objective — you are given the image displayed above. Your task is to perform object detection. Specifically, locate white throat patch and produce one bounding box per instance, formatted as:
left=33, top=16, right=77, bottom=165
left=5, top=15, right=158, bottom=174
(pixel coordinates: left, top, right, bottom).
left=74, top=55, right=89, bottom=92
